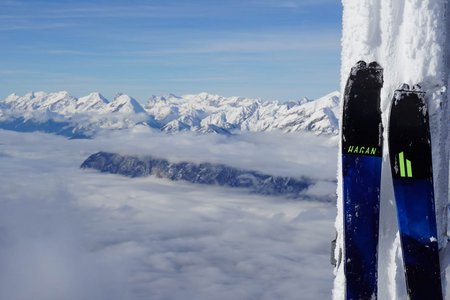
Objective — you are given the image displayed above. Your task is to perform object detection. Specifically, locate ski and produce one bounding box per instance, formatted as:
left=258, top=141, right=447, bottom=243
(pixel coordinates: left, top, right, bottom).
left=341, top=60, right=383, bottom=300
left=388, top=85, right=443, bottom=300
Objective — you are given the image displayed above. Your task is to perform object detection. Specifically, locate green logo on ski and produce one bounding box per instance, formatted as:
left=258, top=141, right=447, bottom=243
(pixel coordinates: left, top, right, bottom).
left=398, top=152, right=413, bottom=178
left=347, top=145, right=378, bottom=155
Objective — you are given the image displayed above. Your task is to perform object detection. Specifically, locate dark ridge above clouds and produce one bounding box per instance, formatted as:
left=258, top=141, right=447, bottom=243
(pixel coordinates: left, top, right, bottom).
left=80, top=151, right=325, bottom=199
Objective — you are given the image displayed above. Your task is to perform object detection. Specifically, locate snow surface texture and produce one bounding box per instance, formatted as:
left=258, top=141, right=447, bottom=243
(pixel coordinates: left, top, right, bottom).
left=0, top=91, right=340, bottom=137
left=334, top=1, right=450, bottom=299
left=0, top=129, right=337, bottom=300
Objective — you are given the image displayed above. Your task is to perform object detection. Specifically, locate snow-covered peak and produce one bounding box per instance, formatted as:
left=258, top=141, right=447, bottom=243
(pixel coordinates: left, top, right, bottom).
left=194, top=92, right=219, bottom=100
left=44, top=91, right=73, bottom=104
left=299, top=91, right=340, bottom=111
left=1, top=91, right=77, bottom=114
left=26, top=91, right=47, bottom=99
left=182, top=92, right=224, bottom=105
left=0, top=90, right=341, bottom=136
left=77, top=92, right=109, bottom=112
left=146, top=94, right=183, bottom=107
left=4, top=93, right=20, bottom=104
left=173, top=92, right=220, bottom=100
left=107, top=93, right=146, bottom=114
left=83, top=92, right=109, bottom=103
left=299, top=97, right=312, bottom=105
left=38, top=91, right=77, bottom=114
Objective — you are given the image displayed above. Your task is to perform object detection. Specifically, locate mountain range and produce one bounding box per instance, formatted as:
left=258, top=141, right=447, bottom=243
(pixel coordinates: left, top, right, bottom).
left=81, top=151, right=318, bottom=199
left=0, top=91, right=340, bottom=138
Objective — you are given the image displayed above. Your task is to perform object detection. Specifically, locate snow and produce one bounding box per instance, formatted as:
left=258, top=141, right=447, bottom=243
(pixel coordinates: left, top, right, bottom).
left=107, top=93, right=146, bottom=114
left=0, top=90, right=340, bottom=136
left=335, top=1, right=450, bottom=299
left=0, top=129, right=337, bottom=300
left=76, top=92, right=109, bottom=112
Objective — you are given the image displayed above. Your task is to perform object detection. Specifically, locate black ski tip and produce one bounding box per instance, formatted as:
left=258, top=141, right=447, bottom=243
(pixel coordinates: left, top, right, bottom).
left=368, top=61, right=382, bottom=69
left=353, top=60, right=383, bottom=70
left=393, top=84, right=426, bottom=107
left=352, top=60, right=382, bottom=70
left=396, top=83, right=425, bottom=94
left=354, top=60, right=367, bottom=69
left=348, top=60, right=383, bottom=88
left=398, top=83, right=410, bottom=91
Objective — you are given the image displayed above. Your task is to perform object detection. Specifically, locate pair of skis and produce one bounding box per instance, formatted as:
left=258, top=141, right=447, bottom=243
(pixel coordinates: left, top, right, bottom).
left=341, top=61, right=442, bottom=299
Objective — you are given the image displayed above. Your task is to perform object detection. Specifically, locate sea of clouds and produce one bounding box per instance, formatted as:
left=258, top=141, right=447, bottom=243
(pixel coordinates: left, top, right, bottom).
left=0, top=128, right=337, bottom=300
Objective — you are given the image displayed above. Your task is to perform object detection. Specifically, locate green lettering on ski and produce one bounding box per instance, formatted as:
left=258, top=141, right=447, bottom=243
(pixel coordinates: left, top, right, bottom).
left=346, top=145, right=379, bottom=156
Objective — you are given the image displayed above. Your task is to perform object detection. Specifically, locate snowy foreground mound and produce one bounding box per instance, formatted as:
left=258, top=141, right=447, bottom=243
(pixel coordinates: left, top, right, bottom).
left=0, top=91, right=339, bottom=137
left=81, top=151, right=317, bottom=199
left=334, top=1, right=450, bottom=299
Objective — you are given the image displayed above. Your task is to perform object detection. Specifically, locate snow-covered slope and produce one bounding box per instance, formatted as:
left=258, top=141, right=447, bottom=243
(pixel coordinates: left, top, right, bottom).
left=3, top=91, right=78, bottom=115
left=0, top=91, right=340, bottom=137
left=76, top=92, right=109, bottom=112
left=146, top=91, right=340, bottom=134
left=334, top=1, right=450, bottom=299
left=241, top=92, right=339, bottom=133
left=107, top=93, right=146, bottom=114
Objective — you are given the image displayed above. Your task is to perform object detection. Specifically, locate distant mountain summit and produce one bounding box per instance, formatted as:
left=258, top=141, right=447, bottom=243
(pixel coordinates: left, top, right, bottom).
left=108, top=93, right=146, bottom=114
left=76, top=92, right=109, bottom=112
left=0, top=91, right=340, bottom=138
left=145, top=91, right=340, bottom=134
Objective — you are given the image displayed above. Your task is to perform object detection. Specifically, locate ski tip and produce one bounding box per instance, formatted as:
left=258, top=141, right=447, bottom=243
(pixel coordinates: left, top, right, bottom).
left=368, top=61, right=382, bottom=69
left=396, top=83, right=426, bottom=94
left=348, top=60, right=383, bottom=87
left=352, top=60, right=382, bottom=70
left=354, top=60, right=367, bottom=69
left=398, top=83, right=410, bottom=91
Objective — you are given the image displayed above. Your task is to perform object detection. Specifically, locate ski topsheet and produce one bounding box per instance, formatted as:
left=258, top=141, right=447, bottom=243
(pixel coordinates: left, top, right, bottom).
left=388, top=86, right=443, bottom=300
left=342, top=61, right=383, bottom=300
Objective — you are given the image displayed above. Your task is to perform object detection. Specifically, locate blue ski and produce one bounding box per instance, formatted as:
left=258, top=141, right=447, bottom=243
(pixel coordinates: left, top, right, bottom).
left=342, top=61, right=384, bottom=300
left=388, top=85, right=443, bottom=300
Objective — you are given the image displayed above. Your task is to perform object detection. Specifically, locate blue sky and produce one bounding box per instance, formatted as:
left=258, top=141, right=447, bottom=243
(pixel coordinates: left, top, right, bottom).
left=0, top=0, right=341, bottom=102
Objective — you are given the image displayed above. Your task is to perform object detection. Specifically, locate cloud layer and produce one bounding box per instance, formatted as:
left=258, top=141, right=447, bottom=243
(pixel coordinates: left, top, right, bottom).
left=0, top=129, right=337, bottom=299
